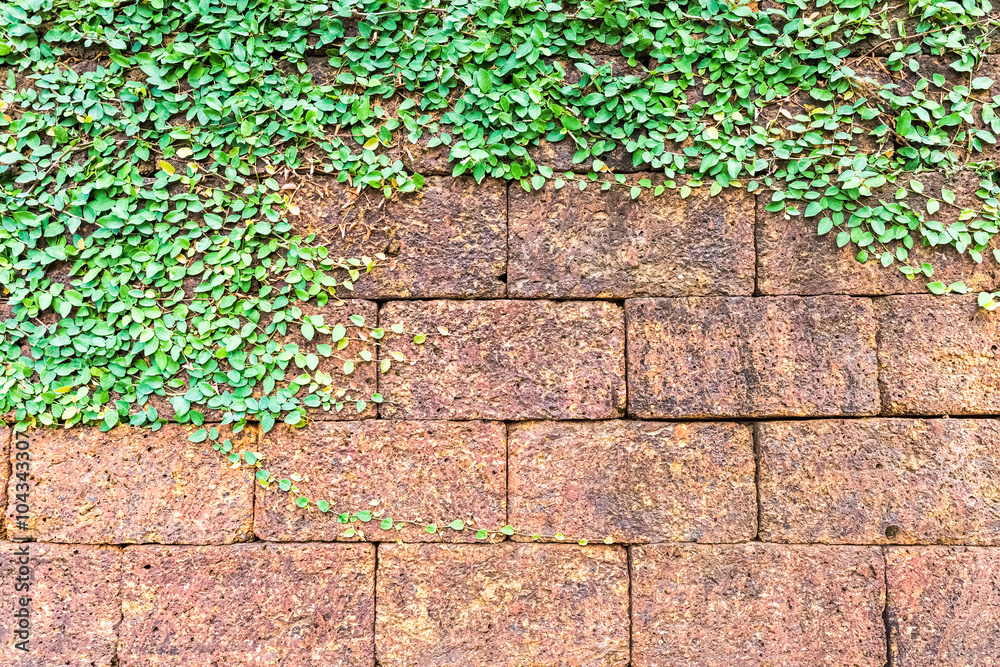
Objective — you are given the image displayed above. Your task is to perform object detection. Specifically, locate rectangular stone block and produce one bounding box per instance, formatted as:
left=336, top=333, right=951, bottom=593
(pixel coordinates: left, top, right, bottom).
left=509, top=176, right=755, bottom=298
left=887, top=546, right=1000, bottom=666
left=263, top=299, right=378, bottom=420
left=0, top=543, right=121, bottom=666
left=626, top=296, right=879, bottom=418
left=376, top=543, right=630, bottom=667
left=759, top=419, right=1000, bottom=545
left=631, top=543, right=887, bottom=667
left=757, top=171, right=1000, bottom=295
left=289, top=176, right=506, bottom=298
left=379, top=300, right=626, bottom=420
left=508, top=420, right=756, bottom=543
left=120, top=543, right=375, bottom=666
left=877, top=295, right=1000, bottom=415
left=6, top=424, right=254, bottom=544
left=255, top=420, right=506, bottom=542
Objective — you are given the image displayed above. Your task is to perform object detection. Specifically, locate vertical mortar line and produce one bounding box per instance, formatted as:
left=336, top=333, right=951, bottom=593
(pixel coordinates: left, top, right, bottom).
left=871, top=296, right=886, bottom=417
left=752, top=191, right=761, bottom=297
left=504, top=421, right=510, bottom=533
left=114, top=544, right=126, bottom=667
left=881, top=546, right=892, bottom=667
left=751, top=422, right=763, bottom=541
left=622, top=299, right=629, bottom=418
left=626, top=545, right=634, bottom=666
left=250, top=420, right=258, bottom=541
left=372, top=542, right=380, bottom=667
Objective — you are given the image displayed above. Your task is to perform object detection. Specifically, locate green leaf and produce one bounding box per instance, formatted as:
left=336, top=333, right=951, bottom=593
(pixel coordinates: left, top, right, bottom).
left=927, top=281, right=948, bottom=295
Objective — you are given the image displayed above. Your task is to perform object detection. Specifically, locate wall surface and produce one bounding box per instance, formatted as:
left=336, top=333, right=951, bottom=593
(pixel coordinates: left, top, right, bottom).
left=4, top=54, right=1000, bottom=667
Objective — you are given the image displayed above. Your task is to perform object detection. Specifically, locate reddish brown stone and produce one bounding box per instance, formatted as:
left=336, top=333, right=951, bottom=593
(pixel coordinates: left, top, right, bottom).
left=379, top=300, right=626, bottom=420
left=759, top=419, right=1000, bottom=545
left=6, top=424, right=254, bottom=544
left=631, top=543, right=887, bottom=667
left=256, top=420, right=506, bottom=542
left=508, top=420, right=756, bottom=543
left=877, top=295, right=1000, bottom=415
left=626, top=296, right=879, bottom=418
left=887, top=546, right=1000, bottom=666
left=0, top=543, right=121, bottom=666
left=509, top=176, right=755, bottom=298
left=757, top=171, right=1000, bottom=295
left=289, top=176, right=506, bottom=298
left=120, top=542, right=375, bottom=666
left=376, top=543, right=630, bottom=667
left=263, top=299, right=378, bottom=419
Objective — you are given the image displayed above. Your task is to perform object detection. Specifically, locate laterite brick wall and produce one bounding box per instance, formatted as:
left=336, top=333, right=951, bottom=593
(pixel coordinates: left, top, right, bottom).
left=4, top=58, right=1000, bottom=667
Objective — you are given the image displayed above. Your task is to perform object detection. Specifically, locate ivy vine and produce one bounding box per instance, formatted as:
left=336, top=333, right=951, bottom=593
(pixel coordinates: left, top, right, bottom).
left=2, top=0, right=1000, bottom=542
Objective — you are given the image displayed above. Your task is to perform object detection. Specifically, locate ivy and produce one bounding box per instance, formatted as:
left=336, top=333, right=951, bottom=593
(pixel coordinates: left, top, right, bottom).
left=2, top=0, right=1000, bottom=542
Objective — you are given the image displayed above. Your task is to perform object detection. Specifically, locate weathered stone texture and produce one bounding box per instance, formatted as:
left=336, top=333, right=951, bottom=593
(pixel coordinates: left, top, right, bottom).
left=759, top=419, right=1000, bottom=545
left=380, top=300, right=626, bottom=420
left=887, top=546, right=1000, bottom=666
left=508, top=420, right=756, bottom=543
left=376, top=543, right=630, bottom=667
left=256, top=420, right=506, bottom=542
left=6, top=425, right=254, bottom=544
left=509, top=176, right=755, bottom=298
left=631, top=544, right=887, bottom=667
left=264, top=299, right=378, bottom=420
left=757, top=171, right=1000, bottom=295
left=289, top=176, right=507, bottom=298
left=0, top=543, right=121, bottom=666
left=626, top=296, right=879, bottom=418
left=877, top=295, right=1000, bottom=415
left=120, top=543, right=375, bottom=666
left=289, top=176, right=506, bottom=298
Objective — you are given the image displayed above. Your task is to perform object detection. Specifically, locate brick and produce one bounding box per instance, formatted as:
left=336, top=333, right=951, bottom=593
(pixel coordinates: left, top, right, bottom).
left=6, top=424, right=254, bottom=544
left=508, top=420, right=756, bottom=543
left=263, top=299, right=378, bottom=419
left=380, top=300, right=626, bottom=420
left=626, top=296, right=879, bottom=418
left=631, top=543, right=887, bottom=667
left=757, top=171, right=1000, bottom=295
left=0, top=543, right=121, bottom=666
left=876, top=294, right=1000, bottom=415
left=887, top=546, right=1000, bottom=666
left=120, top=542, right=375, bottom=666
left=255, top=420, right=506, bottom=542
left=376, top=543, right=630, bottom=667
left=509, top=176, right=755, bottom=298
left=759, top=419, right=1000, bottom=545
left=288, top=176, right=506, bottom=298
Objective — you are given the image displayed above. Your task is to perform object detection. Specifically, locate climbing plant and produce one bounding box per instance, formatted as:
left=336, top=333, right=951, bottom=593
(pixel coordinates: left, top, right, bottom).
left=3, top=0, right=1000, bottom=541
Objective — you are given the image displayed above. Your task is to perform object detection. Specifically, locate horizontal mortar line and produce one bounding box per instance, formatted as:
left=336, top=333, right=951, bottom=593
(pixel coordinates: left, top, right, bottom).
left=369, top=293, right=929, bottom=303
left=7, top=538, right=1000, bottom=549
